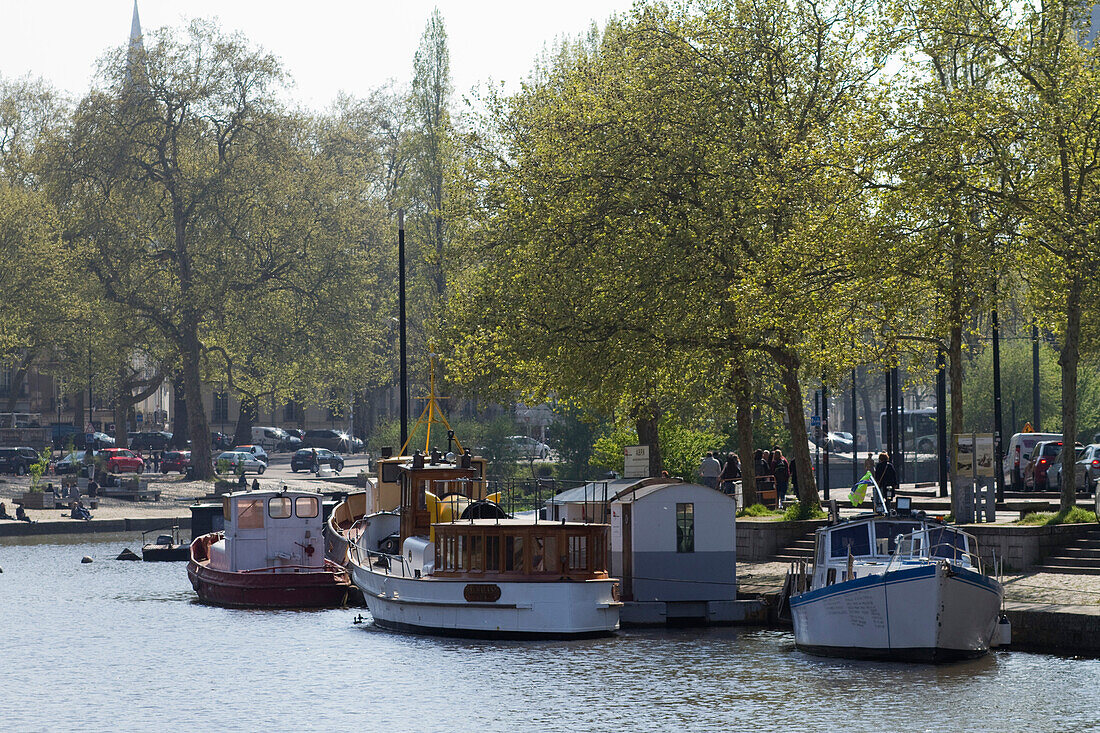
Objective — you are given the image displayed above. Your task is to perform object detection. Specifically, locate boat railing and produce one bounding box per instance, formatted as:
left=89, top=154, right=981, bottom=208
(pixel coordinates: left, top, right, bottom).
left=885, top=528, right=983, bottom=574
left=348, top=540, right=416, bottom=578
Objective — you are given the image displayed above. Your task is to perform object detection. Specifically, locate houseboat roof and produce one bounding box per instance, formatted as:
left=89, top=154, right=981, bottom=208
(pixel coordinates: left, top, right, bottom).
left=611, top=481, right=729, bottom=504
left=547, top=477, right=653, bottom=505
left=433, top=517, right=602, bottom=529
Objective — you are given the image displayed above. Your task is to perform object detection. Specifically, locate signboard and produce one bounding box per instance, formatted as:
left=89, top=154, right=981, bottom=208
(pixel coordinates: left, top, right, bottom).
left=810, top=415, right=821, bottom=427
left=954, top=433, right=994, bottom=477
left=136, top=412, right=143, bottom=424
left=624, top=445, right=650, bottom=479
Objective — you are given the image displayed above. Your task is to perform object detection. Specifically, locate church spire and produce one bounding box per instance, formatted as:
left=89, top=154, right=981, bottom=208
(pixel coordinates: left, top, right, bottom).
left=125, top=1, right=146, bottom=88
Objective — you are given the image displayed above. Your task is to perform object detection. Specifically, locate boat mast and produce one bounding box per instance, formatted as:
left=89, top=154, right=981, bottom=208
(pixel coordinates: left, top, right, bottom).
left=399, top=209, right=408, bottom=450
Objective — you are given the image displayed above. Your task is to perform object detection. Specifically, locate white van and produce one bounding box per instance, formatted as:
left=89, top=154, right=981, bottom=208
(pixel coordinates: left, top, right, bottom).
left=1003, top=432, right=1061, bottom=490
left=251, top=426, right=289, bottom=452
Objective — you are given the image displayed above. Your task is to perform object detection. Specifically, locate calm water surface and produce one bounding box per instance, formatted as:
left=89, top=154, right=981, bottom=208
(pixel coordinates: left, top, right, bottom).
left=2, top=534, right=1099, bottom=732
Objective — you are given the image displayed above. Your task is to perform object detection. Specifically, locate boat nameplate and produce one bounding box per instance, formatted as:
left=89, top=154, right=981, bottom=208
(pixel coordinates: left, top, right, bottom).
left=464, top=583, right=502, bottom=603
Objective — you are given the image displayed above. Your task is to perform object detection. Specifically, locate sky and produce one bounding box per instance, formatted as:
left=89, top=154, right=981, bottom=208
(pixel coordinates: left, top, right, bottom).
left=1, top=0, right=638, bottom=109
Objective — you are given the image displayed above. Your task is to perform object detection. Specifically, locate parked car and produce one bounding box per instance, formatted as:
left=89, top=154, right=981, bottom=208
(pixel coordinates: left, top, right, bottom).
left=302, top=429, right=351, bottom=452
left=0, top=446, right=40, bottom=475
left=825, top=431, right=854, bottom=452
left=161, top=450, right=192, bottom=474
left=506, top=435, right=551, bottom=460
left=215, top=450, right=266, bottom=475
left=232, top=444, right=269, bottom=464
left=55, top=450, right=87, bottom=475
left=1003, top=432, right=1062, bottom=490
left=290, top=447, right=344, bottom=473
left=284, top=428, right=304, bottom=440
left=99, top=447, right=145, bottom=474
left=1023, top=440, right=1067, bottom=490
left=251, top=426, right=299, bottom=452
left=1048, top=444, right=1096, bottom=492
left=349, top=436, right=364, bottom=454
left=211, top=431, right=234, bottom=450
left=130, top=431, right=173, bottom=451
left=84, top=431, right=116, bottom=450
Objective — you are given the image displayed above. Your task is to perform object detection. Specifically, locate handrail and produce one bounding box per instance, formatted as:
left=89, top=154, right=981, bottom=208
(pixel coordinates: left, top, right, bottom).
left=885, top=527, right=983, bottom=574
left=239, top=562, right=337, bottom=574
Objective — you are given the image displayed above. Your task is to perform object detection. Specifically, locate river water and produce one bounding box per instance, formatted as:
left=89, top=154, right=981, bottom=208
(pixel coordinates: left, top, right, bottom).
left=2, top=533, right=1099, bottom=732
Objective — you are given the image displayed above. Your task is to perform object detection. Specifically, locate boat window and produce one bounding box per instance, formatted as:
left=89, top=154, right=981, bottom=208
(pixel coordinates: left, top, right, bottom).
left=456, top=535, right=467, bottom=571
left=236, top=498, right=264, bottom=529
left=815, top=533, right=826, bottom=564
left=486, top=535, right=500, bottom=571
left=532, top=536, right=559, bottom=573
left=470, top=535, right=484, bottom=571
left=873, top=521, right=920, bottom=554
left=676, top=503, right=695, bottom=554
left=568, top=535, right=588, bottom=570
left=295, top=496, right=318, bottom=518
left=830, top=524, right=871, bottom=558
left=505, top=536, right=524, bottom=572
left=927, top=527, right=968, bottom=559
left=268, top=496, right=292, bottom=519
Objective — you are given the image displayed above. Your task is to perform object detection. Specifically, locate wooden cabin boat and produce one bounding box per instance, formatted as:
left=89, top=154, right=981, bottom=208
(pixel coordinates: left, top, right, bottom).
left=188, top=488, right=351, bottom=608
left=346, top=450, right=621, bottom=638
left=788, top=490, right=1006, bottom=662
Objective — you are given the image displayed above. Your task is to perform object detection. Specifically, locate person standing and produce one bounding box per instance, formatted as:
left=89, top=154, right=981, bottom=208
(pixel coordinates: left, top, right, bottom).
left=698, top=452, right=722, bottom=488
left=719, top=453, right=741, bottom=494
left=874, top=452, right=899, bottom=500
left=772, top=449, right=790, bottom=503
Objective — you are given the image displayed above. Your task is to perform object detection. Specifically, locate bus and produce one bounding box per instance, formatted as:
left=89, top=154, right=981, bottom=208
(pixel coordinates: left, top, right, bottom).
left=880, top=407, right=939, bottom=454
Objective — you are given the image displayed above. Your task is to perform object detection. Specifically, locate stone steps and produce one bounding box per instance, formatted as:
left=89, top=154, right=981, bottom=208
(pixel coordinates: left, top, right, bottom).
left=1033, top=527, right=1100, bottom=575
left=772, top=537, right=815, bottom=563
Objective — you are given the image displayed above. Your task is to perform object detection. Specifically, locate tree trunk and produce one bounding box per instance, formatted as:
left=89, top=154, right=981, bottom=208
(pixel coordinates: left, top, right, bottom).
left=233, top=395, right=258, bottom=447
left=171, top=374, right=188, bottom=448
left=5, top=351, right=35, bottom=426
left=181, top=330, right=213, bottom=480
left=1060, top=278, right=1081, bottom=511
left=632, top=401, right=662, bottom=477
left=731, top=357, right=756, bottom=507
left=778, top=352, right=819, bottom=510
left=948, top=321, right=964, bottom=517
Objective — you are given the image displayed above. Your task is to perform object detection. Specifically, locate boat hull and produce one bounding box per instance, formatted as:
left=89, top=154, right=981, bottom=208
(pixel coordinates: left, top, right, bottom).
left=349, top=561, right=621, bottom=639
left=790, top=562, right=1002, bottom=662
left=188, top=535, right=351, bottom=609
left=142, top=544, right=190, bottom=562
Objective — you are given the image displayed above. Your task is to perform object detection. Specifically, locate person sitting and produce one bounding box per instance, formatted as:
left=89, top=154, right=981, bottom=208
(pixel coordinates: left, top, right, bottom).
left=15, top=504, right=32, bottom=522
left=251, top=478, right=260, bottom=492
left=71, top=500, right=92, bottom=521
left=237, top=470, right=247, bottom=489
left=0, top=501, right=11, bottom=519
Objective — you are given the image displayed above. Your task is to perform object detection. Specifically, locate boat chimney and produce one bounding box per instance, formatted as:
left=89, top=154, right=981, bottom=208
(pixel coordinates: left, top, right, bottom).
left=412, top=450, right=425, bottom=469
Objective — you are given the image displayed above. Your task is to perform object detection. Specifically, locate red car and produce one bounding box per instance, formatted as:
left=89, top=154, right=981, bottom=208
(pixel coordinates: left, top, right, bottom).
left=161, top=450, right=191, bottom=474
left=99, top=448, right=145, bottom=474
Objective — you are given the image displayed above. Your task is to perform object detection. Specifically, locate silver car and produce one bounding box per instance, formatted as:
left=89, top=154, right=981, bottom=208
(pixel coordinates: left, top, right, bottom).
left=215, top=450, right=267, bottom=475
left=1049, top=444, right=1099, bottom=493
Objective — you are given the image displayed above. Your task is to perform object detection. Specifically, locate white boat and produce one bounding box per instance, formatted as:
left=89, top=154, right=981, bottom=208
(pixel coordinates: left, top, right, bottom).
left=346, top=450, right=621, bottom=638
left=788, top=488, right=1006, bottom=662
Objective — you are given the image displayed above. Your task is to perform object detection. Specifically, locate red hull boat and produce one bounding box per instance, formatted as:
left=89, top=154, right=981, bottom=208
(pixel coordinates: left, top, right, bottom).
left=189, top=532, right=351, bottom=608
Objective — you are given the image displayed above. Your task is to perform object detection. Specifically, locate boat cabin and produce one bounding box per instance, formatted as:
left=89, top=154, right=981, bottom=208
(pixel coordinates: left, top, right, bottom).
left=393, top=452, right=611, bottom=582
left=207, top=489, right=326, bottom=573
left=811, top=516, right=979, bottom=588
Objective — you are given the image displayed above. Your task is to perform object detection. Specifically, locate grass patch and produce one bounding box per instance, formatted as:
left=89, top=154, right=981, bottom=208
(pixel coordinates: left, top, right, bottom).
left=1016, top=506, right=1098, bottom=526
left=782, top=502, right=828, bottom=521
left=737, top=503, right=782, bottom=518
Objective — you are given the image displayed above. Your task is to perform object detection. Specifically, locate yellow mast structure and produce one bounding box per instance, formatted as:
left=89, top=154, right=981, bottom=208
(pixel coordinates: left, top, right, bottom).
left=397, top=355, right=465, bottom=457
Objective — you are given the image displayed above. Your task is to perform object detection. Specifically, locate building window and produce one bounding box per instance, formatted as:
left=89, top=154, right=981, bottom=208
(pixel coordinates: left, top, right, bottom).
left=284, top=401, right=299, bottom=422
left=212, top=392, right=229, bottom=423
left=676, top=503, right=694, bottom=553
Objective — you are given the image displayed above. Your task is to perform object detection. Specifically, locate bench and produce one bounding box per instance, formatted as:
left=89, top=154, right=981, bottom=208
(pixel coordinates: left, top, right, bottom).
left=755, top=476, right=778, bottom=509
left=1001, top=501, right=1056, bottom=519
